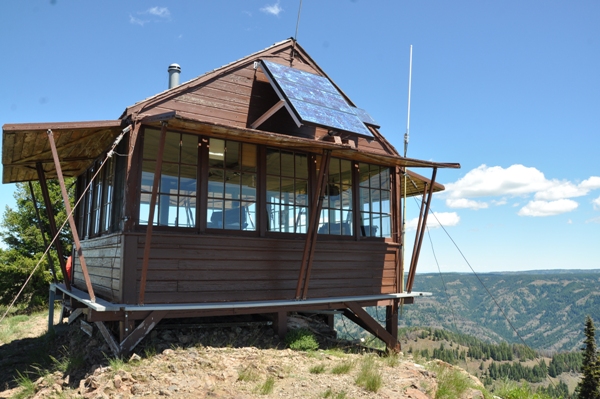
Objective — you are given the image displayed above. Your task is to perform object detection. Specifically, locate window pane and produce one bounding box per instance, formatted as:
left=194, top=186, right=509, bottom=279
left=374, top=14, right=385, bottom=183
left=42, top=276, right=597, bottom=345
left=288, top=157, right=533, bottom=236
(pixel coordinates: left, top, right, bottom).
left=225, top=141, right=240, bottom=168
left=180, top=165, right=197, bottom=196
left=295, top=206, right=308, bottom=233
left=143, top=129, right=160, bottom=160
left=371, top=189, right=381, bottom=212
left=295, top=180, right=308, bottom=205
left=161, top=164, right=178, bottom=194
left=141, top=161, right=155, bottom=193
left=207, top=199, right=224, bottom=228
left=295, top=154, right=308, bottom=179
left=241, top=173, right=256, bottom=200
left=241, top=143, right=257, bottom=172
left=225, top=170, right=241, bottom=200
left=266, top=148, right=280, bottom=173
left=381, top=215, right=391, bottom=238
left=181, top=134, right=198, bottom=165
left=328, top=158, right=340, bottom=183
left=341, top=185, right=352, bottom=210
left=281, top=151, right=294, bottom=177
left=208, top=169, right=224, bottom=198
left=340, top=159, right=352, bottom=185
left=139, top=193, right=158, bottom=226
left=267, top=176, right=280, bottom=204
left=178, top=197, right=196, bottom=228
left=208, top=138, right=225, bottom=168
left=223, top=200, right=242, bottom=230
left=242, top=201, right=257, bottom=231
left=163, top=131, right=180, bottom=163
left=158, top=194, right=177, bottom=226
left=359, top=163, right=370, bottom=187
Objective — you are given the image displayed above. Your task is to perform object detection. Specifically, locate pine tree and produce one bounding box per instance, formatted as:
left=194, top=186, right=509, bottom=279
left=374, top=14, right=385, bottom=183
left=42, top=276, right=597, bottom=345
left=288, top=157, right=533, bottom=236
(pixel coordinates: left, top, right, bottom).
left=576, top=315, right=600, bottom=399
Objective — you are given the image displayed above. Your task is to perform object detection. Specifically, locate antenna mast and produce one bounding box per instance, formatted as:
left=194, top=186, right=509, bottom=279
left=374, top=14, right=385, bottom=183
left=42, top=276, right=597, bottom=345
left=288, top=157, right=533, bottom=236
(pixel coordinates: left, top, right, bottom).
left=401, top=45, right=413, bottom=294
left=404, top=45, right=413, bottom=157
left=290, top=0, right=303, bottom=66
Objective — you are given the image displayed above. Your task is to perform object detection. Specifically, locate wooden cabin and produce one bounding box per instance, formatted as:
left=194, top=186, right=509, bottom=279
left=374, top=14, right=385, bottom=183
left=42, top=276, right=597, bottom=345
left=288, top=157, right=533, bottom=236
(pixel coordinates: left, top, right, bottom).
left=2, top=39, right=459, bottom=353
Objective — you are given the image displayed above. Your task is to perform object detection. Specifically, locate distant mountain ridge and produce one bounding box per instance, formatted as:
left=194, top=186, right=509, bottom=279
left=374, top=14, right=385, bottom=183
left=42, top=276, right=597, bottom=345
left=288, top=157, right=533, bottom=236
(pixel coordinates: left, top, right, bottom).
left=399, top=270, right=600, bottom=352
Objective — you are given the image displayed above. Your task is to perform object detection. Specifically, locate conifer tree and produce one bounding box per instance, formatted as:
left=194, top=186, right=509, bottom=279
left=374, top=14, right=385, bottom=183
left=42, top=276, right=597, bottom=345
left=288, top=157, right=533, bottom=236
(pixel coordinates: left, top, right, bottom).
left=576, top=315, right=600, bottom=399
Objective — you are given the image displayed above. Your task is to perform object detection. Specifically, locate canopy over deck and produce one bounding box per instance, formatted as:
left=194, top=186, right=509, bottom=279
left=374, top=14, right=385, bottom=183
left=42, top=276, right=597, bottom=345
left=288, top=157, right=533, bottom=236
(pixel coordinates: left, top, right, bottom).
left=2, top=120, right=123, bottom=184
left=3, top=113, right=458, bottom=196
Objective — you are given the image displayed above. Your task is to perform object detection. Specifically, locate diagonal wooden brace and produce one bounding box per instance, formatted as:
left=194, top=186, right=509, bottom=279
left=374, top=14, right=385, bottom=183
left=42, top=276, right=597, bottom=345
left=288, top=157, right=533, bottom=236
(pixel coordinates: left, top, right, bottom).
left=343, top=302, right=400, bottom=352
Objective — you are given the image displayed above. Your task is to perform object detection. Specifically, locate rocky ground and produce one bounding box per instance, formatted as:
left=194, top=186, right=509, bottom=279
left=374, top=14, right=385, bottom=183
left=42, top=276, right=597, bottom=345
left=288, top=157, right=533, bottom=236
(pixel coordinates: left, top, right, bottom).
left=0, top=314, right=487, bottom=399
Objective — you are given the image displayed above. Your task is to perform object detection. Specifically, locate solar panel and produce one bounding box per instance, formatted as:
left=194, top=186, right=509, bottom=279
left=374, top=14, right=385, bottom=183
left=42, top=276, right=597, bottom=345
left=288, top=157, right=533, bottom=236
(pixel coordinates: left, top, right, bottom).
left=352, top=107, right=379, bottom=128
left=260, top=60, right=374, bottom=138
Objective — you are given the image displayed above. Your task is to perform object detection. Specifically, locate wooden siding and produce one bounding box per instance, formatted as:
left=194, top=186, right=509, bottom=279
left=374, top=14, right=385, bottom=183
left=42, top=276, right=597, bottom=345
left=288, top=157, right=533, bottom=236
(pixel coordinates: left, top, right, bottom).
left=128, top=233, right=398, bottom=304
left=134, top=47, right=394, bottom=157
left=73, top=234, right=123, bottom=302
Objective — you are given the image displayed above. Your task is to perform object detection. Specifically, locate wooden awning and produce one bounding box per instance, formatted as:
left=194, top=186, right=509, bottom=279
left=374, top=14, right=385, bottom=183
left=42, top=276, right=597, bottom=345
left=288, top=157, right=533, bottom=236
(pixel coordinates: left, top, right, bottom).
left=2, top=120, right=123, bottom=183
left=139, top=112, right=458, bottom=196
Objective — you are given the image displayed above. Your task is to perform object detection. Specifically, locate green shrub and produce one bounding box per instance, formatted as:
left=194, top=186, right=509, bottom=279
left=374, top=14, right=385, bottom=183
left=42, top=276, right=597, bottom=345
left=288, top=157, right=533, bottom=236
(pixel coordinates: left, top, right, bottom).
left=331, top=360, right=354, bottom=375
left=310, top=363, right=326, bottom=374
left=355, top=356, right=382, bottom=392
left=284, top=328, right=319, bottom=351
left=258, top=375, right=275, bottom=395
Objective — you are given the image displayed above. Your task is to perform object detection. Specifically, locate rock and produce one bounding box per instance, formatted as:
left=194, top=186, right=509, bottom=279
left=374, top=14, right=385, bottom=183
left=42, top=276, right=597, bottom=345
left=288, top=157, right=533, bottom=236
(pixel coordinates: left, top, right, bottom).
left=113, top=375, right=122, bottom=389
left=129, top=353, right=142, bottom=362
left=131, top=383, right=144, bottom=395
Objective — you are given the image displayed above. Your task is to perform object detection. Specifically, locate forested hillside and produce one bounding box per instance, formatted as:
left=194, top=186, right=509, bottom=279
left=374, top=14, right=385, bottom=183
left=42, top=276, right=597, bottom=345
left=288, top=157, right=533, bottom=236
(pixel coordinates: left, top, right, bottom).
left=399, top=270, right=600, bottom=352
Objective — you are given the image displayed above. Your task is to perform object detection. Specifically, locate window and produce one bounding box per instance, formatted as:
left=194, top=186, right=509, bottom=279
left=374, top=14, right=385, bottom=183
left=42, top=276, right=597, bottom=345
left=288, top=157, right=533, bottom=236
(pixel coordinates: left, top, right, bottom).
left=100, top=156, right=114, bottom=233
left=77, top=144, right=126, bottom=238
left=207, top=138, right=257, bottom=231
left=266, top=148, right=309, bottom=233
left=358, top=163, right=391, bottom=238
left=318, top=157, right=353, bottom=236
left=139, top=129, right=198, bottom=227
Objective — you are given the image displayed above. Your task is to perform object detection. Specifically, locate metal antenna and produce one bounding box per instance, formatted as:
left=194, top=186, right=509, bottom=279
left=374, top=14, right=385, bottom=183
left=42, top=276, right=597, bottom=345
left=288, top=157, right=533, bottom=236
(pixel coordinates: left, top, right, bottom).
left=401, top=45, right=413, bottom=294
left=290, top=0, right=303, bottom=66
left=404, top=45, right=413, bottom=158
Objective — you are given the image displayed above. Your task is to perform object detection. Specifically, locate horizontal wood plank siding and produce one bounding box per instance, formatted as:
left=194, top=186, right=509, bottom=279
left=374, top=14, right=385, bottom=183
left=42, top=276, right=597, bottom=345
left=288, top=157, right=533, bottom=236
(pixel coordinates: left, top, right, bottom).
left=73, top=234, right=122, bottom=302
left=130, top=233, right=397, bottom=304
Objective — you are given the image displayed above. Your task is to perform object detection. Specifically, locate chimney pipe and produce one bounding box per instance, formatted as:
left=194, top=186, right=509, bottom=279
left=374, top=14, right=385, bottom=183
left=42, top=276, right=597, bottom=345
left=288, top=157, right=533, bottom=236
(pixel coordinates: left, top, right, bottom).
left=168, top=63, right=181, bottom=89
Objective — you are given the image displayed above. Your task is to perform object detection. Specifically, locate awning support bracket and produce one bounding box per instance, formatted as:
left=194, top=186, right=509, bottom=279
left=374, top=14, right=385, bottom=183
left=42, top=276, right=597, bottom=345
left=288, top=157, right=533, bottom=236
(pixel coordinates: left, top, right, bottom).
left=46, top=129, right=94, bottom=301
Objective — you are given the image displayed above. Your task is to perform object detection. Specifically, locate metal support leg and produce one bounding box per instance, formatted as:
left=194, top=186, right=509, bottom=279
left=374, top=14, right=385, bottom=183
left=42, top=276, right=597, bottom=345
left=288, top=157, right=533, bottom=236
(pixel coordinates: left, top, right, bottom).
left=48, top=285, right=56, bottom=333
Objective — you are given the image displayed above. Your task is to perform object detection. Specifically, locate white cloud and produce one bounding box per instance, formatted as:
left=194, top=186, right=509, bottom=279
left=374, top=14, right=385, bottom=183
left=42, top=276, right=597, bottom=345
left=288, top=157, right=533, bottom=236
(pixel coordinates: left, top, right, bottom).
left=586, top=216, right=600, bottom=224
left=445, top=164, right=550, bottom=199
left=534, top=176, right=600, bottom=200
left=147, top=6, right=170, bottom=18
left=580, top=176, right=600, bottom=190
left=446, top=198, right=488, bottom=210
left=406, top=212, right=460, bottom=231
left=593, top=196, right=600, bottom=210
left=129, top=15, right=148, bottom=26
left=444, top=165, right=600, bottom=217
left=261, top=1, right=283, bottom=16
left=130, top=7, right=171, bottom=25
left=518, top=199, right=578, bottom=217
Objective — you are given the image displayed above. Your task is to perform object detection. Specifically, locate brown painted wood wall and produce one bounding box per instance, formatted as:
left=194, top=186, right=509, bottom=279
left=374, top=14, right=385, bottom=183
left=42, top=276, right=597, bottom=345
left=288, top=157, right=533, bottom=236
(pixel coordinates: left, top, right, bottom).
left=72, top=233, right=123, bottom=302
left=118, top=233, right=398, bottom=304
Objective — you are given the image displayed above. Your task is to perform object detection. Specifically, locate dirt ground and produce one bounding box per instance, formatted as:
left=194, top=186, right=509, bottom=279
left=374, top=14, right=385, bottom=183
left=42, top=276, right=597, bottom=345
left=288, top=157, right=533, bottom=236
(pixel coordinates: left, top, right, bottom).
left=0, top=313, right=486, bottom=399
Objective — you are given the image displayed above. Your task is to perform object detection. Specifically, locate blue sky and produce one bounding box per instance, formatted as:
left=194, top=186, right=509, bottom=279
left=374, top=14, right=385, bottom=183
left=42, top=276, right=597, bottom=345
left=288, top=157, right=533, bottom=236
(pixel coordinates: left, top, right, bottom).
left=1, top=1, right=599, bottom=273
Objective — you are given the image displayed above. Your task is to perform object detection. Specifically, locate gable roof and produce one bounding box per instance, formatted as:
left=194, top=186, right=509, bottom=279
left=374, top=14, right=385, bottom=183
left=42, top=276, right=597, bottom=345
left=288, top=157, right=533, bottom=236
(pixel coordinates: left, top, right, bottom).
left=2, top=39, right=459, bottom=185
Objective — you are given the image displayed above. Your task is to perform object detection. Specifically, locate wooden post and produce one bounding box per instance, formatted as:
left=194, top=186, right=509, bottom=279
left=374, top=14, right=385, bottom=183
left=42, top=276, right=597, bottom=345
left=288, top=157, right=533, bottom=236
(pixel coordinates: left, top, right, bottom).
left=272, top=311, right=288, bottom=339
left=407, top=167, right=437, bottom=292
left=385, top=300, right=399, bottom=341
left=28, top=181, right=58, bottom=284
left=139, top=122, right=168, bottom=304
left=36, top=163, right=70, bottom=290
left=296, top=150, right=331, bottom=299
left=46, top=130, right=95, bottom=301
